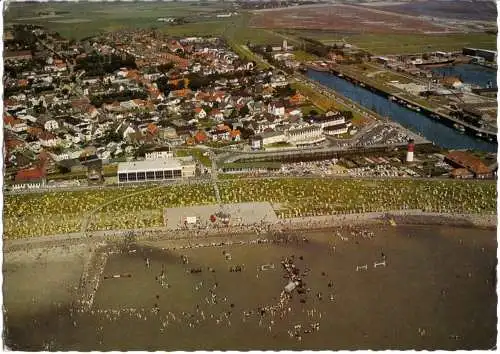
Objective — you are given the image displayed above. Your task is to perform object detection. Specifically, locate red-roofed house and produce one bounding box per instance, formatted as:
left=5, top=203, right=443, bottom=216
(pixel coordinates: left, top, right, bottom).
left=13, top=167, right=47, bottom=190
left=168, top=88, right=193, bottom=99
left=39, top=132, right=58, bottom=147
left=5, top=138, right=26, bottom=152
left=167, top=40, right=184, bottom=54
left=209, top=108, right=224, bottom=122
left=4, top=114, right=16, bottom=127
left=194, top=107, right=207, bottom=119
left=289, top=93, right=305, bottom=106
left=146, top=123, right=159, bottom=136
left=230, top=129, right=241, bottom=142
left=210, top=124, right=231, bottom=141
left=194, top=130, right=208, bottom=144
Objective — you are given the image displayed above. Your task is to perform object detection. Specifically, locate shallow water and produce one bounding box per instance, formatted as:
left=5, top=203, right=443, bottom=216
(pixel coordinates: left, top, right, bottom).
left=3, top=225, right=497, bottom=350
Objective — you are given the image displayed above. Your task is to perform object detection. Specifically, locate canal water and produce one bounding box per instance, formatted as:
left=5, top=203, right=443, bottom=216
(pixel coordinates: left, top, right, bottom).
left=430, top=64, right=497, bottom=88
left=306, top=70, right=497, bottom=152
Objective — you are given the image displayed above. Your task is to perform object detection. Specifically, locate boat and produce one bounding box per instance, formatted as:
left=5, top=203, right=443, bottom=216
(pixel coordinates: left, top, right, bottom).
left=388, top=96, right=396, bottom=101
left=453, top=123, right=466, bottom=132
left=415, top=107, right=421, bottom=112
left=359, top=82, right=365, bottom=87
left=338, top=73, right=343, bottom=78
left=476, top=132, right=483, bottom=138
left=415, top=58, right=455, bottom=67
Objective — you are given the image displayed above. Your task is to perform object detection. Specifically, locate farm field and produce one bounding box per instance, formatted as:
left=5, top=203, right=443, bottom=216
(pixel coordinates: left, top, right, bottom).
left=285, top=31, right=497, bottom=55
left=250, top=4, right=447, bottom=34
left=364, top=0, right=497, bottom=22
left=4, top=178, right=495, bottom=239
left=4, top=1, right=233, bottom=40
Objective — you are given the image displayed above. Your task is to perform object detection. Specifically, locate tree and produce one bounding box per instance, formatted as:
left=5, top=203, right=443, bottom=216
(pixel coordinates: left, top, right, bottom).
left=230, top=109, right=239, bottom=119
left=239, top=105, right=249, bottom=116
left=103, top=131, right=122, bottom=144
left=159, top=62, right=174, bottom=73
left=342, top=111, right=353, bottom=120
left=57, top=164, right=71, bottom=174
left=239, top=127, right=254, bottom=140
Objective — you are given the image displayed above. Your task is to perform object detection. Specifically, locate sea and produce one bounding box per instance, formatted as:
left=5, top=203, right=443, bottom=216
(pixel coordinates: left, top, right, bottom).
left=4, top=225, right=497, bottom=350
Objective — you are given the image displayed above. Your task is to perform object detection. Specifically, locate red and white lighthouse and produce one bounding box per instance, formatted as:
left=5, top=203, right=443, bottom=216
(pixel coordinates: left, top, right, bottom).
left=406, top=139, right=415, bottom=163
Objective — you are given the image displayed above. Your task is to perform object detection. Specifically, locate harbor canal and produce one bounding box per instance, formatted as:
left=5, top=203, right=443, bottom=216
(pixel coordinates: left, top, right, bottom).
left=305, top=70, right=497, bottom=153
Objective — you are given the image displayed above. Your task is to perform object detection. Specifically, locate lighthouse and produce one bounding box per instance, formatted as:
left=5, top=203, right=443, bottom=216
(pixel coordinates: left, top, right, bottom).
left=283, top=39, right=288, bottom=52
left=406, top=139, right=415, bottom=163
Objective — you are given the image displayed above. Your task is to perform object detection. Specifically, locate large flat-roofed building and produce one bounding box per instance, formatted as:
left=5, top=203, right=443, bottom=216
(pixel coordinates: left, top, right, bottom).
left=117, top=157, right=195, bottom=184
left=463, top=48, right=497, bottom=62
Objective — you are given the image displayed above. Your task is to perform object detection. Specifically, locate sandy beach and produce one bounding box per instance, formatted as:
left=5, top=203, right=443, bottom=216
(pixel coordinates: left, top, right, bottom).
left=4, top=210, right=496, bottom=252
left=3, top=212, right=497, bottom=350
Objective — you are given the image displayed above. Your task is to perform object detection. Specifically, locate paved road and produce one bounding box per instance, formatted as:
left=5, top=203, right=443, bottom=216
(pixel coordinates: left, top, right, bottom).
left=210, top=152, right=222, bottom=203
left=8, top=172, right=493, bottom=196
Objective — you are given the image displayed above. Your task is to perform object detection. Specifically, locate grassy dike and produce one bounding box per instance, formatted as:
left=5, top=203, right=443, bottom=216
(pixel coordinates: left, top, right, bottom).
left=4, top=178, right=496, bottom=239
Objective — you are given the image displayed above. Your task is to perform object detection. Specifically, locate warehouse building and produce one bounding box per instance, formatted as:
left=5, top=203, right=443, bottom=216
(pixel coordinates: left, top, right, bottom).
left=117, top=156, right=195, bottom=184
left=444, top=151, right=492, bottom=179
left=463, top=48, right=497, bottom=62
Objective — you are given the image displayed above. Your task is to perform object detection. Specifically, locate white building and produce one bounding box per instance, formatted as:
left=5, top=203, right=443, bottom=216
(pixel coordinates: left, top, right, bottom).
left=268, top=102, right=285, bottom=117
left=145, top=149, right=174, bottom=160
left=286, top=124, right=325, bottom=145
left=310, top=114, right=345, bottom=129
left=323, top=123, right=348, bottom=136
left=9, top=120, right=28, bottom=133
left=117, top=157, right=195, bottom=184
left=260, top=131, right=286, bottom=145
left=270, top=76, right=288, bottom=88
left=44, top=119, right=59, bottom=131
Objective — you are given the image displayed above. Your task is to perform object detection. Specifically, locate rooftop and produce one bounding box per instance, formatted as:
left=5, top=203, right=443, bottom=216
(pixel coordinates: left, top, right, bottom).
left=118, top=157, right=182, bottom=173
left=446, top=151, right=490, bottom=175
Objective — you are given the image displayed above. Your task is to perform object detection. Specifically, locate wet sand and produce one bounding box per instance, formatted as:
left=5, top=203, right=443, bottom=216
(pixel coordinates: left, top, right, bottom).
left=3, top=224, right=497, bottom=350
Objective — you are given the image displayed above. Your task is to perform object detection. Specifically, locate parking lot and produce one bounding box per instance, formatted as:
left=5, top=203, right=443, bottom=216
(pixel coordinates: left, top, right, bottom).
left=277, top=152, right=454, bottom=178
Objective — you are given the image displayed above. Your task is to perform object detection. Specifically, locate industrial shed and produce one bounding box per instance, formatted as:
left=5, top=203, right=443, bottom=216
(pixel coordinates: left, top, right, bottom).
left=117, top=157, right=195, bottom=184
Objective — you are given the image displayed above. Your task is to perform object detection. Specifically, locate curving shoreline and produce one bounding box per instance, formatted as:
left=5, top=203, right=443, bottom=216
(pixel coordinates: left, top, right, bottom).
left=4, top=211, right=496, bottom=252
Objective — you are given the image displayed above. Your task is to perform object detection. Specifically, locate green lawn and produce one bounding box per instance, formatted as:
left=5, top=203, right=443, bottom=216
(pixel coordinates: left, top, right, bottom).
left=176, top=148, right=211, bottom=167
left=292, top=50, right=319, bottom=62
left=291, top=80, right=367, bottom=125
left=284, top=30, right=497, bottom=55
left=335, top=33, right=496, bottom=55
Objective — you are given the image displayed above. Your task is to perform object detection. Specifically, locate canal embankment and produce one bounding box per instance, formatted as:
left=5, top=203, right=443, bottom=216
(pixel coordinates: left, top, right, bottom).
left=305, top=69, right=497, bottom=152
left=325, top=66, right=497, bottom=141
